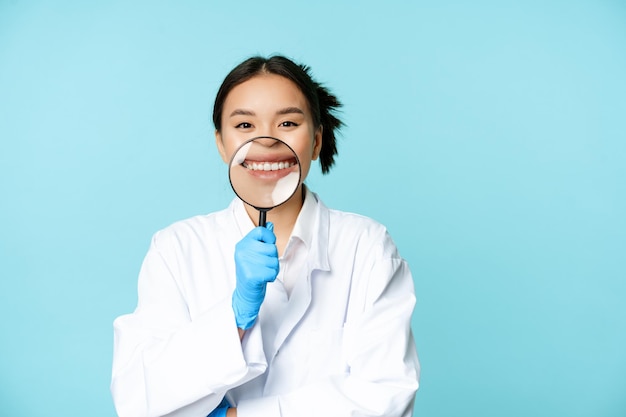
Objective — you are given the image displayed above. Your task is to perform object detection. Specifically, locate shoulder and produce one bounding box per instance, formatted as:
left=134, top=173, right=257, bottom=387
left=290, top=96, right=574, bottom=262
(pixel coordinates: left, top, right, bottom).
left=149, top=205, right=236, bottom=251
left=318, top=202, right=414, bottom=309
left=327, top=207, right=386, bottom=236
left=323, top=204, right=400, bottom=259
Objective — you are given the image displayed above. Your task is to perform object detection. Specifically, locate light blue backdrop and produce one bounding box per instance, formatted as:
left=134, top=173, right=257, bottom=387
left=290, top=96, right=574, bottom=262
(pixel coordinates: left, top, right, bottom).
left=1, top=1, right=624, bottom=416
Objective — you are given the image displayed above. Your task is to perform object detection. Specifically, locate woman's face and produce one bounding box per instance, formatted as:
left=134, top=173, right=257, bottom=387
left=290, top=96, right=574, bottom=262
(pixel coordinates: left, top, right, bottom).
left=215, top=73, right=322, bottom=186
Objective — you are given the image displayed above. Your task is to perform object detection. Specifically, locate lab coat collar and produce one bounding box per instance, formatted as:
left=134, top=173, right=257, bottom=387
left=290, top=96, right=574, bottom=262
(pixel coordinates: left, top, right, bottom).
left=290, top=186, right=316, bottom=251
left=230, top=186, right=330, bottom=273
left=295, top=186, right=330, bottom=272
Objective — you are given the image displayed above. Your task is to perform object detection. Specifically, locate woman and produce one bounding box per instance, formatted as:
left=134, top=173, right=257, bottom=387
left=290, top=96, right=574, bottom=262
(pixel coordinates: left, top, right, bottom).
left=111, top=55, right=420, bottom=417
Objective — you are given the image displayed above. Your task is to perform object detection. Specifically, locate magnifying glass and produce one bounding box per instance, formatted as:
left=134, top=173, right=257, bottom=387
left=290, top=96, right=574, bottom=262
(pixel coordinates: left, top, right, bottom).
left=228, top=136, right=302, bottom=228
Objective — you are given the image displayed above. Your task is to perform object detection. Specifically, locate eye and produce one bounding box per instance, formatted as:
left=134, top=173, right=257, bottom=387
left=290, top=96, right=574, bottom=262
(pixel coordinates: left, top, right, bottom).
left=279, top=121, right=299, bottom=128
left=236, top=122, right=253, bottom=129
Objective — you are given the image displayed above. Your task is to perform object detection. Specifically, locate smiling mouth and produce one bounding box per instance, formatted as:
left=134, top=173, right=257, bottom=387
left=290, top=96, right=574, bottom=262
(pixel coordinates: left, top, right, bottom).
left=242, top=159, right=297, bottom=171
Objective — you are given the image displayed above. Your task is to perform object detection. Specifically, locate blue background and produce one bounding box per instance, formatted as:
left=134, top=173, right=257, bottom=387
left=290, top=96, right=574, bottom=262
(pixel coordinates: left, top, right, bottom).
left=1, top=1, right=625, bottom=416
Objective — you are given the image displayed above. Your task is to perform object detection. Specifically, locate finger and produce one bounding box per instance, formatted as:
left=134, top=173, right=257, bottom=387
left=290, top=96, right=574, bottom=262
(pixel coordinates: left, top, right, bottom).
left=240, top=249, right=279, bottom=270
left=256, top=265, right=279, bottom=283
left=245, top=226, right=277, bottom=244
left=242, top=239, right=278, bottom=258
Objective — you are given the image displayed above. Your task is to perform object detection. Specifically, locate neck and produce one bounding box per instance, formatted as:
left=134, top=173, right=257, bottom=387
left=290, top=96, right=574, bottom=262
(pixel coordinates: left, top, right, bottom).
left=244, top=184, right=305, bottom=256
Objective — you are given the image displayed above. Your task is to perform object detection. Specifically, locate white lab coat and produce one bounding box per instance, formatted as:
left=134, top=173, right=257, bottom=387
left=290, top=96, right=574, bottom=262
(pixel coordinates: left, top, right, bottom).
left=111, top=189, right=420, bottom=417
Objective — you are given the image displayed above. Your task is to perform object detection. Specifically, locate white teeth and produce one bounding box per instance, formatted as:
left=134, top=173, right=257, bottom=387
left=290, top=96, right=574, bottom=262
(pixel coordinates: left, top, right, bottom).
left=245, top=161, right=294, bottom=171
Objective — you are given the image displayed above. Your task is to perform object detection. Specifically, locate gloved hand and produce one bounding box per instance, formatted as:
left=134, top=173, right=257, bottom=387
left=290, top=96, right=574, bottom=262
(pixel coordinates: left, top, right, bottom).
left=232, top=222, right=279, bottom=330
left=207, top=397, right=230, bottom=417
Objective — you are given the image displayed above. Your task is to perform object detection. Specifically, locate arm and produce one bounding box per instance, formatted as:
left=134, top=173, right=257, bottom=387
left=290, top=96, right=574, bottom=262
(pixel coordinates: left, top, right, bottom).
left=111, top=230, right=268, bottom=417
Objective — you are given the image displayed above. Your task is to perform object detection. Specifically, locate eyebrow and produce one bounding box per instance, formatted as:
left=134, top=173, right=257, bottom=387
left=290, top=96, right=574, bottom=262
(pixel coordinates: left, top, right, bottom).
left=229, top=109, right=255, bottom=117
left=276, top=107, right=304, bottom=116
left=229, top=107, right=305, bottom=118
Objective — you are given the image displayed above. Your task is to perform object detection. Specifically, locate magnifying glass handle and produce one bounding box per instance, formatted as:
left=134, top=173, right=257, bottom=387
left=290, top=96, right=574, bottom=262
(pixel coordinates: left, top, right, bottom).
left=259, top=210, right=267, bottom=228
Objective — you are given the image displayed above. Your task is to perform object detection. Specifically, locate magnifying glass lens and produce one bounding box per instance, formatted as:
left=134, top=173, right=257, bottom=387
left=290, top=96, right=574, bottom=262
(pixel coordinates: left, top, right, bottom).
left=228, top=137, right=301, bottom=226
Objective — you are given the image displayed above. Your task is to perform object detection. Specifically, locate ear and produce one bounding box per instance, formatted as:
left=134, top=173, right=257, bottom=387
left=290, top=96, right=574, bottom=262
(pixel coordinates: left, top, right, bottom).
left=312, top=125, right=323, bottom=161
left=215, top=130, right=228, bottom=163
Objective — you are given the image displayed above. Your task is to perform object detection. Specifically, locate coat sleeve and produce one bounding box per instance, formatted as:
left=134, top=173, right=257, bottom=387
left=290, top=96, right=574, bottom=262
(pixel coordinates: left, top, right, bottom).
left=111, top=230, right=267, bottom=417
left=237, top=232, right=421, bottom=417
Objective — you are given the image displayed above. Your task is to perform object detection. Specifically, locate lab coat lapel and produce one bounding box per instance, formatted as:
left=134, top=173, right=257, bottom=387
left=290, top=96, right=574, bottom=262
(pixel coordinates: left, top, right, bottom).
left=270, top=195, right=331, bottom=361
left=270, top=267, right=312, bottom=361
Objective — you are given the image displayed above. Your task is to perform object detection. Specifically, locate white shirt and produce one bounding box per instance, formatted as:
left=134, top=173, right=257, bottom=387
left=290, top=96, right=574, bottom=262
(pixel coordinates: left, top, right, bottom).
left=111, top=189, right=420, bottom=417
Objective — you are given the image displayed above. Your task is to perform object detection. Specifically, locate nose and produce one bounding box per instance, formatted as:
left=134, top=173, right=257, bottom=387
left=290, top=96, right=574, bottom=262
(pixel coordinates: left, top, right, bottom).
left=254, top=136, right=280, bottom=148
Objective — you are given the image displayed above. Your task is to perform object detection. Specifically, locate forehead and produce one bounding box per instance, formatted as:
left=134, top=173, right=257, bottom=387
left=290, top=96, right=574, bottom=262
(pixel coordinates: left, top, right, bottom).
left=223, top=74, right=310, bottom=114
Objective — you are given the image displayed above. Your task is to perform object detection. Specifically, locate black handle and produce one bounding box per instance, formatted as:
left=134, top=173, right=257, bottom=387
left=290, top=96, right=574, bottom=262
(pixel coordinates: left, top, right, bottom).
left=258, top=209, right=267, bottom=228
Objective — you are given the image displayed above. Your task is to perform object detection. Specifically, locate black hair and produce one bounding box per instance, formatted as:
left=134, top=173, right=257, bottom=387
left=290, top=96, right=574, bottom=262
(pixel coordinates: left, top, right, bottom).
left=212, top=55, right=343, bottom=174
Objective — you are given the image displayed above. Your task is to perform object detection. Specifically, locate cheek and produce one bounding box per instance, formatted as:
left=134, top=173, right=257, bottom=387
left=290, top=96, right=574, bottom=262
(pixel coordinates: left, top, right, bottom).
left=219, top=137, right=247, bottom=161
left=296, top=150, right=315, bottom=179
left=294, top=143, right=314, bottom=162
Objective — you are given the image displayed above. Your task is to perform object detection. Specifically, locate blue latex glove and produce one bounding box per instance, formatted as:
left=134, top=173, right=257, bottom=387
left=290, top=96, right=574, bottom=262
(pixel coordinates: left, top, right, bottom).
left=232, top=222, right=279, bottom=330
left=207, top=397, right=230, bottom=417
